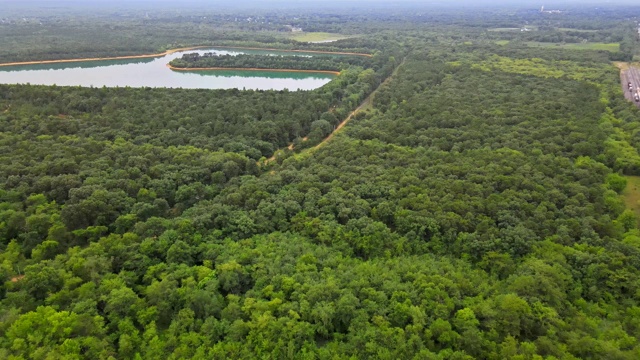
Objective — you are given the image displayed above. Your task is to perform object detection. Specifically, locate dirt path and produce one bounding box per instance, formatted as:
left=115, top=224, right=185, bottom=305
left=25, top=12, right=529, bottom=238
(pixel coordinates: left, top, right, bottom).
left=311, top=97, right=371, bottom=151
left=310, top=58, right=405, bottom=152
left=264, top=58, right=405, bottom=163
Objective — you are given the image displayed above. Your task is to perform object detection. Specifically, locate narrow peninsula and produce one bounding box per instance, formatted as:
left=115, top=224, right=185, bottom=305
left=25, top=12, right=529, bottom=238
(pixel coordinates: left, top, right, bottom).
left=168, top=52, right=371, bottom=74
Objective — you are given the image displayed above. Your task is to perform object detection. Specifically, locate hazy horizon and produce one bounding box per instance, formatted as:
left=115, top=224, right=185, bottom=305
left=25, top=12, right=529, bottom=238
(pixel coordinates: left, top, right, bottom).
left=5, top=0, right=640, bottom=8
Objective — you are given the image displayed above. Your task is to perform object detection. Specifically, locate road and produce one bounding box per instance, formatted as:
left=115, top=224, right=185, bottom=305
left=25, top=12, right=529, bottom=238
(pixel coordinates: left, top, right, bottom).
left=620, top=63, right=640, bottom=107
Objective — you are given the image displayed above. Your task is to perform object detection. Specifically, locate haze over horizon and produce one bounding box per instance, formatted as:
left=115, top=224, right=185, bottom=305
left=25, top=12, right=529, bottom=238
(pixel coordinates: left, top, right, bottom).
left=6, top=0, right=640, bottom=8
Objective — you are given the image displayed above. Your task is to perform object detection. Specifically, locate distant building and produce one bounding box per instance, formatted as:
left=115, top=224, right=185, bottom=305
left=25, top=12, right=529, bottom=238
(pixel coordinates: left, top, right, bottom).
left=540, top=5, right=562, bottom=14
left=284, top=25, right=303, bottom=32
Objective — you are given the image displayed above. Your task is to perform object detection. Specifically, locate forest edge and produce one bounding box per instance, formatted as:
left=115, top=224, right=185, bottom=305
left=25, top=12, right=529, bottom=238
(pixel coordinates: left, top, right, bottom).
left=0, top=46, right=372, bottom=67
left=166, top=64, right=341, bottom=75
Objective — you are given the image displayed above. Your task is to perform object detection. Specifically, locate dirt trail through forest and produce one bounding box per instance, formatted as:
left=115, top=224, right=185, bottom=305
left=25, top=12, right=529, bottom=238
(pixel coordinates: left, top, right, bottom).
left=311, top=97, right=371, bottom=151
left=264, top=58, right=405, bottom=163
left=311, top=59, right=404, bottom=151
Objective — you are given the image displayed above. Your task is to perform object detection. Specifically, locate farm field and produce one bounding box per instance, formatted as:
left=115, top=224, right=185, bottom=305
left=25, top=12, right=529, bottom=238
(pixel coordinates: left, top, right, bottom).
left=488, top=25, right=538, bottom=32
left=525, top=41, right=621, bottom=51
left=288, top=32, right=351, bottom=42
left=488, top=27, right=521, bottom=32
left=558, top=27, right=600, bottom=32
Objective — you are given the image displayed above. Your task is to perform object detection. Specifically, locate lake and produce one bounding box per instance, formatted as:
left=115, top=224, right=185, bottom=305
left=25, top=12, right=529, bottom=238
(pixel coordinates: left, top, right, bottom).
left=0, top=48, right=337, bottom=90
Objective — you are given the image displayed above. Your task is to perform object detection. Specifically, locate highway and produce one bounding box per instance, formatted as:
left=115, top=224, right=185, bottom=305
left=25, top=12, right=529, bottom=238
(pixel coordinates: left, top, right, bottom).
left=621, top=65, right=640, bottom=107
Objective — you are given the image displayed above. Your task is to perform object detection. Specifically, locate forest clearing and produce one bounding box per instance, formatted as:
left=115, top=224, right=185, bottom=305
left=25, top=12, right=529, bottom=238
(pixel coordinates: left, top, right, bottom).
left=524, top=41, right=621, bottom=51
left=288, top=32, right=351, bottom=42
left=622, top=175, right=640, bottom=220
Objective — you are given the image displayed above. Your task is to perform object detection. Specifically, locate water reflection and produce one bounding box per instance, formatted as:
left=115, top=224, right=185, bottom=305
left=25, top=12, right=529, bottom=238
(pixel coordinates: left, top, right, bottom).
left=0, top=48, right=336, bottom=90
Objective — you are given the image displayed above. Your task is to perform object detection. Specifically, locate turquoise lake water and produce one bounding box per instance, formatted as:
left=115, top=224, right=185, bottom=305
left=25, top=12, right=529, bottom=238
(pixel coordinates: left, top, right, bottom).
left=0, top=48, right=336, bottom=90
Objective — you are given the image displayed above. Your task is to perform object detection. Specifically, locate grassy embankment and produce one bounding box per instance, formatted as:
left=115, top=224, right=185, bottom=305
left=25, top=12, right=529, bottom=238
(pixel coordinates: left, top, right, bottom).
left=622, top=176, right=640, bottom=220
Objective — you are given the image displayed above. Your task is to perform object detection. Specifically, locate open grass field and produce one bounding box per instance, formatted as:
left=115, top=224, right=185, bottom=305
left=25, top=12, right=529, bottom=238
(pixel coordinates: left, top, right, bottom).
left=488, top=27, right=521, bottom=32
left=288, top=32, right=351, bottom=42
left=622, top=176, right=640, bottom=220
left=488, top=26, right=537, bottom=32
left=525, top=41, right=620, bottom=52
left=557, top=28, right=599, bottom=32
left=495, top=40, right=510, bottom=46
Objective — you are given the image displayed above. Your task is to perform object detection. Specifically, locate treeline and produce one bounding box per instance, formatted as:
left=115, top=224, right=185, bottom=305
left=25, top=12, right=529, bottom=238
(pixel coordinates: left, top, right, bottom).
left=493, top=26, right=626, bottom=45
left=2, top=3, right=638, bottom=64
left=169, top=53, right=371, bottom=72
left=0, top=9, right=414, bottom=64
left=0, top=22, right=374, bottom=64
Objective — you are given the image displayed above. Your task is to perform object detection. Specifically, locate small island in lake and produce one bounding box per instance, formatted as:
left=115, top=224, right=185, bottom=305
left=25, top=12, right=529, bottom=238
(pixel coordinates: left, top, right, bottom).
left=168, top=52, right=372, bottom=74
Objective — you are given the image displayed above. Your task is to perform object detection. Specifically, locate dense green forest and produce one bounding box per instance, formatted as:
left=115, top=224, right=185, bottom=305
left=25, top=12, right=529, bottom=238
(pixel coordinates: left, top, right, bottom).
left=2, top=2, right=640, bottom=359
left=169, top=53, right=371, bottom=72
left=0, top=65, right=377, bottom=160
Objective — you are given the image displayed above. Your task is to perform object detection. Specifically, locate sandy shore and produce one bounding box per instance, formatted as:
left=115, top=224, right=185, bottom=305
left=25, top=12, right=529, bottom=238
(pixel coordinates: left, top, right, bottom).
left=167, top=64, right=340, bottom=75
left=0, top=46, right=213, bottom=67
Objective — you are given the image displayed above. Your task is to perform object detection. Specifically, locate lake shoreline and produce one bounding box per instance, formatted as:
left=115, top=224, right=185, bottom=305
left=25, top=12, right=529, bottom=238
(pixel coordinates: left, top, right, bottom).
left=0, top=46, right=371, bottom=68
left=0, top=46, right=213, bottom=67
left=209, top=46, right=372, bottom=57
left=167, top=64, right=340, bottom=75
